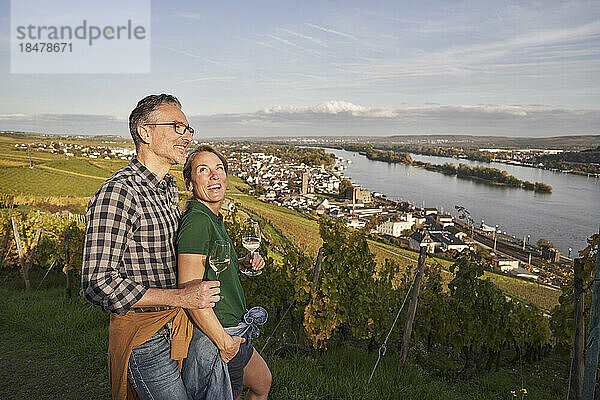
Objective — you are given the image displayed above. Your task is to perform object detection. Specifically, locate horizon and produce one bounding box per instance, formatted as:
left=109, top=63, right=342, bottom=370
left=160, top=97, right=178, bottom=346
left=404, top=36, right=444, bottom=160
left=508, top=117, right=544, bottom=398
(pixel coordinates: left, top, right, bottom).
left=1, top=0, right=599, bottom=137
left=4, top=129, right=599, bottom=144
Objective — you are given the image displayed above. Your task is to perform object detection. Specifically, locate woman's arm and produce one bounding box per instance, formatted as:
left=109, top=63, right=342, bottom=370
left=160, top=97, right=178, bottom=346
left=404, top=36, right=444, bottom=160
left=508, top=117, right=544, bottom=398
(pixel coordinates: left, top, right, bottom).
left=178, top=253, right=244, bottom=362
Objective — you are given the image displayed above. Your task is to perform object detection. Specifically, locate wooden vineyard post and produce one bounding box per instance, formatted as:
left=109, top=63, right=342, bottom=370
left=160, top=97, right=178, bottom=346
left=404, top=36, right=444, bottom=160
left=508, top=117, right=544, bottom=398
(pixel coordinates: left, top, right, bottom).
left=11, top=217, right=30, bottom=290
left=301, top=246, right=325, bottom=345
left=26, top=228, right=42, bottom=280
left=582, top=230, right=600, bottom=400
left=64, top=230, right=71, bottom=298
left=312, top=247, right=325, bottom=293
left=0, top=230, right=11, bottom=268
left=573, top=258, right=584, bottom=400
left=398, top=244, right=427, bottom=371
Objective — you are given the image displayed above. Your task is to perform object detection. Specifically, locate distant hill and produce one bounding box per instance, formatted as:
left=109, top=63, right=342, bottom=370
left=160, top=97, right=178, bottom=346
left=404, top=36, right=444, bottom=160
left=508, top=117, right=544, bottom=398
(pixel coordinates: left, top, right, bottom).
left=382, top=134, right=600, bottom=150
left=244, top=134, right=600, bottom=150
left=0, top=131, right=133, bottom=145
left=3, top=130, right=599, bottom=150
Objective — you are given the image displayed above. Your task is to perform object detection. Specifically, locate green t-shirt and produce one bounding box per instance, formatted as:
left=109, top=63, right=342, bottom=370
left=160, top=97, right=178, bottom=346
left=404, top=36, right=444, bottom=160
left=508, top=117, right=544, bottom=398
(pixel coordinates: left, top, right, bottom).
left=177, top=199, right=246, bottom=328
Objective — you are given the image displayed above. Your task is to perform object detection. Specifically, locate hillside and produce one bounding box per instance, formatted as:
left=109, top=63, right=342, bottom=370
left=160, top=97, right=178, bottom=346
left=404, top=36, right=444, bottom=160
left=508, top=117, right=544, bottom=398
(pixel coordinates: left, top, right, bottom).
left=0, top=132, right=561, bottom=311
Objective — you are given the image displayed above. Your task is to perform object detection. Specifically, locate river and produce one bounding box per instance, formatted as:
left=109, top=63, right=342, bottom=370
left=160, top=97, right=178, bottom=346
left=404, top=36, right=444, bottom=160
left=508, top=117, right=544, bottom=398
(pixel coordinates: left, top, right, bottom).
left=323, top=148, right=599, bottom=256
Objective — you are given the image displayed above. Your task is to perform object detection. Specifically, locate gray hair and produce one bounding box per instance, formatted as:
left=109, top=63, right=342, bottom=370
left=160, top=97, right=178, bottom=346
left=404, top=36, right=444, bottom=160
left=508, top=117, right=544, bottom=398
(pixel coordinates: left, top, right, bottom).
left=129, top=94, right=181, bottom=149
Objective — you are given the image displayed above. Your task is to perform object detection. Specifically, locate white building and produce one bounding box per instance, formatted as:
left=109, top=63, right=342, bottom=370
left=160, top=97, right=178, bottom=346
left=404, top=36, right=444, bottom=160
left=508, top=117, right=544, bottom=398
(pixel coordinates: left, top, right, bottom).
left=492, top=258, right=538, bottom=280
left=493, top=258, right=520, bottom=272
left=435, top=214, right=454, bottom=228
left=377, top=214, right=416, bottom=237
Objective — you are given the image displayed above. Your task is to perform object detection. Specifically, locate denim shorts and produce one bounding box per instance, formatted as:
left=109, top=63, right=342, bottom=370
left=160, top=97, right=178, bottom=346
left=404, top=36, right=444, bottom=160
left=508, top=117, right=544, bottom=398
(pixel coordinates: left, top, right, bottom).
left=228, top=340, right=254, bottom=399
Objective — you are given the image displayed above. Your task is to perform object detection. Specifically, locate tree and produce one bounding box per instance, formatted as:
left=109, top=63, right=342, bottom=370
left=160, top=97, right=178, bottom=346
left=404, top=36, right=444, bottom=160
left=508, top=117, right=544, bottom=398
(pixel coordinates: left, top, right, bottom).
left=302, top=219, right=402, bottom=348
left=537, top=238, right=555, bottom=249
left=338, top=179, right=353, bottom=197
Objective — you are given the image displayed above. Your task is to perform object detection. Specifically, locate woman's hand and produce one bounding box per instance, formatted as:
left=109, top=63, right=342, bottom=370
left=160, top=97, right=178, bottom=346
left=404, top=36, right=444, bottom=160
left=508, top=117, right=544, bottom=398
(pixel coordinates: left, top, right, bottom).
left=220, top=335, right=246, bottom=363
left=240, top=252, right=265, bottom=274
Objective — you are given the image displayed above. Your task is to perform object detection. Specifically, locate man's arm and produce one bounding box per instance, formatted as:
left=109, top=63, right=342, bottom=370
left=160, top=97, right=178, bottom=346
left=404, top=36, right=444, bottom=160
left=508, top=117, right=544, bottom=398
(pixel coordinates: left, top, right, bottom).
left=178, top=253, right=244, bottom=363
left=131, top=282, right=220, bottom=310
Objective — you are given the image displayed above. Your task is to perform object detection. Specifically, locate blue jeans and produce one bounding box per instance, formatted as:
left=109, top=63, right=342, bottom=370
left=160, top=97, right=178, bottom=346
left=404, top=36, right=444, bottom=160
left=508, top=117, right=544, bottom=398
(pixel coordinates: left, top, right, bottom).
left=127, top=332, right=190, bottom=400
left=182, top=307, right=267, bottom=400
left=182, top=326, right=233, bottom=400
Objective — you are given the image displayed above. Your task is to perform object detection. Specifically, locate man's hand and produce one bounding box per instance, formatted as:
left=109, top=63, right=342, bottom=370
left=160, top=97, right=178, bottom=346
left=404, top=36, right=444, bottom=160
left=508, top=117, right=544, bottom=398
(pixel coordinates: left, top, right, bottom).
left=220, top=335, right=245, bottom=363
left=239, top=252, right=265, bottom=273
left=179, top=280, right=220, bottom=309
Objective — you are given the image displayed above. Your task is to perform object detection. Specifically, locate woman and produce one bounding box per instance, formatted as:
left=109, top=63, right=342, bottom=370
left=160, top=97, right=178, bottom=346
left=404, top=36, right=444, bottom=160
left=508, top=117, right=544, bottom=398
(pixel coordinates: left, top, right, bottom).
left=177, top=145, right=271, bottom=400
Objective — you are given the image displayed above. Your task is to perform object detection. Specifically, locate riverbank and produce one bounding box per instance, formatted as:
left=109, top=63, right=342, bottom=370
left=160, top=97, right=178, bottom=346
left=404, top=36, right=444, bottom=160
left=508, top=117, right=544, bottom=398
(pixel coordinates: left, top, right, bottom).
left=323, top=147, right=598, bottom=255
left=319, top=142, right=599, bottom=178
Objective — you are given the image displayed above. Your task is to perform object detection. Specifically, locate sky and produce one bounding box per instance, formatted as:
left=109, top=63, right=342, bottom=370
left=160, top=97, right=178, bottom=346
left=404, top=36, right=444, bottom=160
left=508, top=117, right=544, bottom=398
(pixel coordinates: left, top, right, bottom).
left=0, top=0, right=599, bottom=138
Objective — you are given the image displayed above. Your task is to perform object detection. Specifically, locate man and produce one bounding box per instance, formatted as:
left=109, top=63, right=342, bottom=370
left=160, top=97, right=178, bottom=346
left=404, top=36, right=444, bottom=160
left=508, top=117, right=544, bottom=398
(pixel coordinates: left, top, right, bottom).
left=82, top=94, right=220, bottom=400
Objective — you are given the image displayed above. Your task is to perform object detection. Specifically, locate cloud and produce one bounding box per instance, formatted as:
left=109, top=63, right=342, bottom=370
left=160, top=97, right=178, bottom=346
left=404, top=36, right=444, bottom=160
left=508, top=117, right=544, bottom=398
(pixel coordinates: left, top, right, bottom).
left=179, top=76, right=237, bottom=83
left=238, top=37, right=300, bottom=56
left=279, top=28, right=329, bottom=48
left=177, top=12, right=203, bottom=20
left=0, top=113, right=27, bottom=120
left=258, top=101, right=397, bottom=118
left=153, top=43, right=231, bottom=68
left=189, top=102, right=600, bottom=137
left=306, top=23, right=357, bottom=40
left=252, top=102, right=593, bottom=122
left=266, top=34, right=314, bottom=52
left=1, top=103, right=598, bottom=138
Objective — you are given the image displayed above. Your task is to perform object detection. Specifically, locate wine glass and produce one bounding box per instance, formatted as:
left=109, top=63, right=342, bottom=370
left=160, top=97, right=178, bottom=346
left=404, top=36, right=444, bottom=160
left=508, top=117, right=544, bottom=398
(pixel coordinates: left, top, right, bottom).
left=241, top=220, right=262, bottom=276
left=208, top=240, right=230, bottom=280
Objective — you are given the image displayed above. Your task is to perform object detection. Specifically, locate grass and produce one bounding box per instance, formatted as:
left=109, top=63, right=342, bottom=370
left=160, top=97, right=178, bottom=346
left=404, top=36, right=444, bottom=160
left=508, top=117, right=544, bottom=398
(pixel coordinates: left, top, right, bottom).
left=0, top=274, right=110, bottom=400
left=45, top=159, right=113, bottom=178
left=0, top=165, right=105, bottom=196
left=368, top=240, right=454, bottom=271
left=87, top=158, right=129, bottom=172
left=483, top=271, right=561, bottom=312
left=226, top=174, right=250, bottom=195
left=0, top=158, right=28, bottom=167
left=0, top=270, right=567, bottom=400
left=269, top=345, right=567, bottom=400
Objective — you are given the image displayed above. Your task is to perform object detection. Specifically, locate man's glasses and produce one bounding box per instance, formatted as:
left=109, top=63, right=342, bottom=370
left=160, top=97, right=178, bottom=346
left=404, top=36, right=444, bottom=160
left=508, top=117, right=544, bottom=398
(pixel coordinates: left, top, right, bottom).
left=144, top=122, right=194, bottom=136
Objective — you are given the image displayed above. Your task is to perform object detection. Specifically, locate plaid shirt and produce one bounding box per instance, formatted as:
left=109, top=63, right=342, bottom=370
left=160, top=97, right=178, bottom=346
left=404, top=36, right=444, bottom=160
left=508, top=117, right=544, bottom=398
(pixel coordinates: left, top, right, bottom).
left=82, top=158, right=181, bottom=317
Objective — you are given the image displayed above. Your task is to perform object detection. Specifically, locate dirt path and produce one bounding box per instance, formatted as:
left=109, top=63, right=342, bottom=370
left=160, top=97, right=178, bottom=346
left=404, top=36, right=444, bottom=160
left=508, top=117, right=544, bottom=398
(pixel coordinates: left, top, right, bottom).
left=37, top=165, right=107, bottom=181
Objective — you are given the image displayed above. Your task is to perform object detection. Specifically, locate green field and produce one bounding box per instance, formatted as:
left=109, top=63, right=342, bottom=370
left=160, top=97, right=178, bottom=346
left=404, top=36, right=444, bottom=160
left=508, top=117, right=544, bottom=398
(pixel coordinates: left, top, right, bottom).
left=45, top=159, right=114, bottom=178
left=484, top=271, right=561, bottom=311
left=230, top=193, right=324, bottom=257
left=0, top=165, right=105, bottom=196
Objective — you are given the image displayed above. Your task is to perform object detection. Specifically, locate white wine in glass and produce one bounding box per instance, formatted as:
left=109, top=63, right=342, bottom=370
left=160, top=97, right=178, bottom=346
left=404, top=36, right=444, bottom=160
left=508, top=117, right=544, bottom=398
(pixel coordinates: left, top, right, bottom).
left=241, top=221, right=262, bottom=276
left=209, top=240, right=230, bottom=280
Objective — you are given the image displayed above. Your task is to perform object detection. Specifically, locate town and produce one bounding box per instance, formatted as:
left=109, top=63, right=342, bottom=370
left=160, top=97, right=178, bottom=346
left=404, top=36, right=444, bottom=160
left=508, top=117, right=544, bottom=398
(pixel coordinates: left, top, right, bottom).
left=224, top=145, right=571, bottom=288
left=14, top=140, right=136, bottom=160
